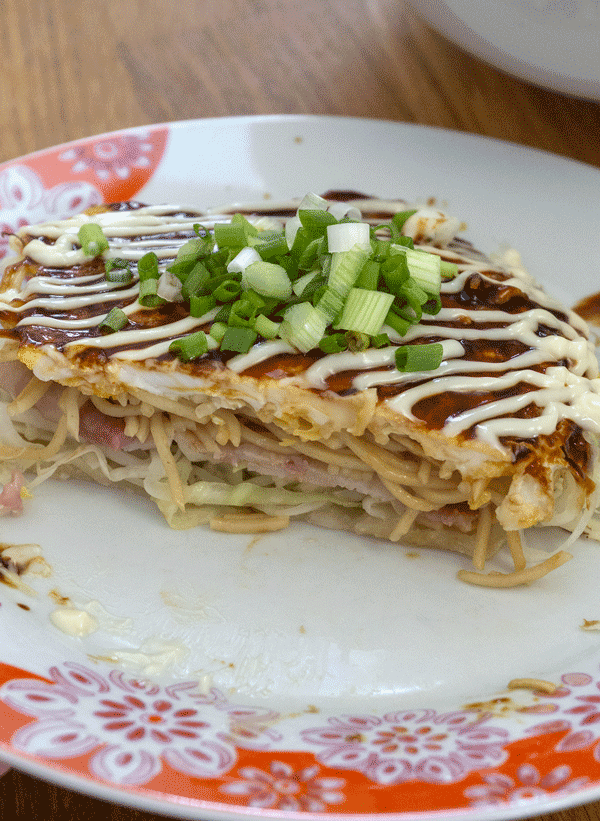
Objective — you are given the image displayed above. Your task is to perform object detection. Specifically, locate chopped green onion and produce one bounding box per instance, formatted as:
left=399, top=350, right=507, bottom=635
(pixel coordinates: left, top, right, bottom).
left=297, top=237, right=323, bottom=271
left=335, top=288, right=395, bottom=335
left=293, top=270, right=320, bottom=297
left=345, top=331, right=370, bottom=353
left=381, top=253, right=410, bottom=293
left=395, top=342, right=444, bottom=372
left=213, top=279, right=242, bottom=302
left=214, top=221, right=249, bottom=249
left=189, top=294, right=216, bottom=318
left=326, top=222, right=371, bottom=253
left=298, top=192, right=329, bottom=211
left=298, top=209, right=338, bottom=233
left=105, top=258, right=133, bottom=282
left=395, top=279, right=429, bottom=321
left=99, top=307, right=128, bottom=333
left=220, top=326, right=258, bottom=353
left=391, top=209, right=417, bottom=232
left=78, top=223, right=109, bottom=257
left=209, top=322, right=227, bottom=343
left=169, top=331, right=209, bottom=361
left=440, top=260, right=459, bottom=279
left=181, top=262, right=210, bottom=300
left=355, top=260, right=379, bottom=290
left=139, top=278, right=165, bottom=308
left=385, top=308, right=412, bottom=337
left=315, top=286, right=344, bottom=322
left=241, top=261, right=292, bottom=300
left=371, top=332, right=391, bottom=348
left=227, top=246, right=262, bottom=274
left=138, top=251, right=160, bottom=281
left=318, top=333, right=348, bottom=354
left=279, top=302, right=328, bottom=353
left=252, top=231, right=288, bottom=260
left=231, top=213, right=259, bottom=237
left=328, top=246, right=370, bottom=298
left=391, top=245, right=441, bottom=295
left=254, top=314, right=280, bottom=339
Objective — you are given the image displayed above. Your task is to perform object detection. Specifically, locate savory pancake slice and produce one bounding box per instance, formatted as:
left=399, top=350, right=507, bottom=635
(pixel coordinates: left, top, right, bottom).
left=1, top=193, right=600, bottom=585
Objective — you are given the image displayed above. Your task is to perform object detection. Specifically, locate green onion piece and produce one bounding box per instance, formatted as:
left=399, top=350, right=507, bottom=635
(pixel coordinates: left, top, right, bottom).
left=395, top=279, right=429, bottom=321
left=105, top=258, right=133, bottom=282
left=214, top=303, right=232, bottom=323
left=220, top=326, right=258, bottom=353
left=99, top=307, right=128, bottom=333
left=298, top=209, right=338, bottom=233
left=231, top=213, right=259, bottom=238
left=371, top=332, right=391, bottom=348
left=214, top=221, right=248, bottom=249
left=181, top=262, right=210, bottom=300
left=315, top=286, right=344, bottom=322
left=254, top=314, right=280, bottom=340
left=189, top=294, right=216, bottom=318
left=327, top=222, right=371, bottom=253
left=138, top=251, right=160, bottom=281
left=279, top=302, right=328, bottom=353
left=293, top=270, right=320, bottom=297
left=345, top=330, right=370, bottom=353
left=193, top=223, right=210, bottom=239
left=78, top=223, right=109, bottom=257
left=169, top=331, right=209, bottom=361
left=335, top=288, right=395, bottom=335
left=213, top=279, right=242, bottom=302
left=241, top=261, right=292, bottom=300
left=209, top=322, right=227, bottom=343
left=228, top=298, right=258, bottom=328
left=319, top=333, right=348, bottom=354
left=297, top=237, right=323, bottom=271
left=391, top=246, right=441, bottom=295
left=253, top=231, right=288, bottom=260
left=424, top=294, right=442, bottom=316
left=381, top=253, right=410, bottom=293
left=395, top=342, right=444, bottom=372
left=385, top=308, right=412, bottom=337
left=355, top=260, right=380, bottom=290
left=328, top=246, right=370, bottom=298
left=440, top=260, right=459, bottom=279
left=139, top=278, right=165, bottom=307
left=391, top=209, right=417, bottom=232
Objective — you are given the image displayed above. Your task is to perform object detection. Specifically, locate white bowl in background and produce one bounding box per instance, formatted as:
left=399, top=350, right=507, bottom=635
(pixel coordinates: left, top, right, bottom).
left=409, top=0, right=600, bottom=101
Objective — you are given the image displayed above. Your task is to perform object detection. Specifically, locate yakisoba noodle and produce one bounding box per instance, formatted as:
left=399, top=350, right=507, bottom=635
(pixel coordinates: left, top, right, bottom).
left=1, top=193, right=600, bottom=589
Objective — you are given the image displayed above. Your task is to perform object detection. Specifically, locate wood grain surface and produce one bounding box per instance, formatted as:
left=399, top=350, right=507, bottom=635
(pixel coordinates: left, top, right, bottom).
left=1, top=0, right=600, bottom=819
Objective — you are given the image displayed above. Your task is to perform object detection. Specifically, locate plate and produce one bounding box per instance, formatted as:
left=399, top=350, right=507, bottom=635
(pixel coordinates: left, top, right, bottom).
left=408, top=0, right=600, bottom=101
left=1, top=115, right=600, bottom=820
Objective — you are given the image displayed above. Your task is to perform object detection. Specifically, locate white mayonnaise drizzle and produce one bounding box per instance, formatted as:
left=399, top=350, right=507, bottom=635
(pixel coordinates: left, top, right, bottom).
left=3, top=200, right=600, bottom=452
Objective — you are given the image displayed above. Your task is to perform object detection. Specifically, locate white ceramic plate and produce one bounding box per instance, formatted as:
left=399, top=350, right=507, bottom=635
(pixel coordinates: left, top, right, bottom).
left=1, top=116, right=600, bottom=820
left=409, top=0, right=600, bottom=101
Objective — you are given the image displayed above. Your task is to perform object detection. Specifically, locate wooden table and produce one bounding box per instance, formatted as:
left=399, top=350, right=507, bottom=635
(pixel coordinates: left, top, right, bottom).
left=1, top=0, right=600, bottom=819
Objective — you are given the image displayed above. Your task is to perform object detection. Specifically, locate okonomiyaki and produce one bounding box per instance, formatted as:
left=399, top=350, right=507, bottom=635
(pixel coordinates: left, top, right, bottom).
left=1, top=192, right=600, bottom=586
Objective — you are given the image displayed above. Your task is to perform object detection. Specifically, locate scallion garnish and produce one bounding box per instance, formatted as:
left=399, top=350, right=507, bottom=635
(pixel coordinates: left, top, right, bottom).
left=190, top=294, right=216, bottom=318
left=220, top=326, right=258, bottom=353
left=241, top=261, right=292, bottom=300
left=138, top=251, right=160, bottom=281
left=107, top=194, right=458, bottom=366
left=99, top=307, right=128, bottom=333
left=78, top=223, right=109, bottom=257
left=395, top=342, right=444, bottom=372
left=336, top=288, right=395, bottom=335
left=139, top=278, right=166, bottom=308
left=105, top=258, right=133, bottom=282
left=169, top=331, right=209, bottom=361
